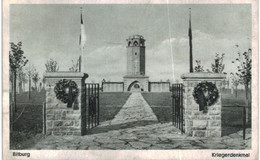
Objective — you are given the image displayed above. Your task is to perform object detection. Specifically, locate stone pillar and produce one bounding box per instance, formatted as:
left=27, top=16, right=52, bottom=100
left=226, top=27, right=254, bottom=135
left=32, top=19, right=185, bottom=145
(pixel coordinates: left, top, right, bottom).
left=181, top=73, right=226, bottom=137
left=44, top=72, right=88, bottom=136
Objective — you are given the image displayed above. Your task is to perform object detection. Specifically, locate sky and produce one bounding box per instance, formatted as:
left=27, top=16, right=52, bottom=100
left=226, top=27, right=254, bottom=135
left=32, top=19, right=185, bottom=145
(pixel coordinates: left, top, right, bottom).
left=10, top=4, right=251, bottom=83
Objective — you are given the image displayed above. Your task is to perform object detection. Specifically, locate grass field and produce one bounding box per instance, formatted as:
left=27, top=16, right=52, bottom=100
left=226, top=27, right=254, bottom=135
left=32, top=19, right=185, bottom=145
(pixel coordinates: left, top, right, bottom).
left=99, top=92, right=131, bottom=122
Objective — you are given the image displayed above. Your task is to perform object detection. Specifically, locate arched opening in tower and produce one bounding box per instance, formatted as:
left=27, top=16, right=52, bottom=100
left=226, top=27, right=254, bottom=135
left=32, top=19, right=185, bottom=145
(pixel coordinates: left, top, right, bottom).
left=127, top=81, right=143, bottom=92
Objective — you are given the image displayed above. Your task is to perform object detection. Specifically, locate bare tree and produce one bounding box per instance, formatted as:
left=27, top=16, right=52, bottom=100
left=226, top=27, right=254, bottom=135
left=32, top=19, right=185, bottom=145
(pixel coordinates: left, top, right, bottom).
left=17, top=68, right=28, bottom=93
left=207, top=53, right=226, bottom=74
left=230, top=72, right=241, bottom=98
left=25, top=64, right=36, bottom=99
left=45, top=59, right=59, bottom=72
left=194, top=60, right=204, bottom=72
left=232, top=47, right=252, bottom=101
left=32, top=72, right=40, bottom=92
left=69, top=59, right=79, bottom=72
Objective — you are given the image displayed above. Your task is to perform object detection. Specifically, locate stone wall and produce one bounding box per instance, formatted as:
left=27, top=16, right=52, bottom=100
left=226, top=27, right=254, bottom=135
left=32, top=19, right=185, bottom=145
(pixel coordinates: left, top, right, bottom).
left=44, top=72, right=88, bottom=136
left=181, top=73, right=226, bottom=137
left=102, top=82, right=124, bottom=92
left=149, top=82, right=170, bottom=92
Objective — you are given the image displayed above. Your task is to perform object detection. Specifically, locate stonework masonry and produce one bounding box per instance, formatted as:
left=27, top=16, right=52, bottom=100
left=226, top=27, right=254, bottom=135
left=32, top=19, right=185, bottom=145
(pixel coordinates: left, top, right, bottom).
left=123, top=75, right=149, bottom=92
left=181, top=73, right=226, bottom=137
left=102, top=35, right=170, bottom=92
left=102, top=82, right=124, bottom=92
left=44, top=72, right=88, bottom=136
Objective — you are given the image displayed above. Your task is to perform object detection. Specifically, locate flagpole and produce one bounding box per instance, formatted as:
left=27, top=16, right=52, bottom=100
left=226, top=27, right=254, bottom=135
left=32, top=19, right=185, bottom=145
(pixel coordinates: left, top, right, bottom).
left=189, top=8, right=193, bottom=73
left=80, top=7, right=82, bottom=72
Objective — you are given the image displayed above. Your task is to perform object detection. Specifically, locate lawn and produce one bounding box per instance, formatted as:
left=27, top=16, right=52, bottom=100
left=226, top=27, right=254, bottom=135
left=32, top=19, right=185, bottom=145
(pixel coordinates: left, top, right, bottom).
left=142, top=92, right=172, bottom=107
left=10, top=104, right=43, bottom=149
left=99, top=92, right=131, bottom=122
left=142, top=92, right=172, bottom=123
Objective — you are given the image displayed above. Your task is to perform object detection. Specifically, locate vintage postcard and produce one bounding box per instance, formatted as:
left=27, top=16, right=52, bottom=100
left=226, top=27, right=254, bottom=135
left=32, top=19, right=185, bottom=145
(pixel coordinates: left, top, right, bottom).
left=2, top=0, right=258, bottom=159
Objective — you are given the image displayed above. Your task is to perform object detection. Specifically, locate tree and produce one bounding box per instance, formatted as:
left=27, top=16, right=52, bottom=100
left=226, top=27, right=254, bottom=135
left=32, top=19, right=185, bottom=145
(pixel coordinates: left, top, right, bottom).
left=207, top=53, right=226, bottom=74
left=69, top=59, right=79, bottom=72
left=45, top=59, right=59, bottom=72
left=32, top=72, right=40, bottom=92
left=232, top=47, right=252, bottom=101
left=17, top=68, right=28, bottom=93
left=9, top=42, right=28, bottom=112
left=194, top=60, right=204, bottom=72
left=25, top=64, right=36, bottom=99
left=230, top=72, right=240, bottom=97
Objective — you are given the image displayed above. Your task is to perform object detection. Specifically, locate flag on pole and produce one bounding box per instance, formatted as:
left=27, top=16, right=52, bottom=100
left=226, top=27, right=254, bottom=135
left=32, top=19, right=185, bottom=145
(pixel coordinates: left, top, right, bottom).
left=79, top=9, right=87, bottom=50
left=188, top=8, right=193, bottom=73
left=79, top=8, right=86, bottom=72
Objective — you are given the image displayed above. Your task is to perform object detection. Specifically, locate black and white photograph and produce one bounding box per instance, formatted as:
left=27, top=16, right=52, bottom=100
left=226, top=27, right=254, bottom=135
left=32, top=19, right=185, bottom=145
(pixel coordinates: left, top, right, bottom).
left=3, top=1, right=258, bottom=159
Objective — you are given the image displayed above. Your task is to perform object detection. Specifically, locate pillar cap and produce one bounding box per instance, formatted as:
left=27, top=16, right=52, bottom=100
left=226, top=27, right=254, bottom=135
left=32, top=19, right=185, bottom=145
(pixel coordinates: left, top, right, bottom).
left=181, top=72, right=226, bottom=80
left=43, top=72, right=88, bottom=79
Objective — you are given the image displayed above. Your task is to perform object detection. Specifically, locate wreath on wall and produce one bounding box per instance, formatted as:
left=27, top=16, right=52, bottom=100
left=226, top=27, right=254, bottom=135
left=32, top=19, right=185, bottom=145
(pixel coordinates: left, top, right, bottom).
left=193, top=81, right=219, bottom=106
left=54, top=79, right=79, bottom=104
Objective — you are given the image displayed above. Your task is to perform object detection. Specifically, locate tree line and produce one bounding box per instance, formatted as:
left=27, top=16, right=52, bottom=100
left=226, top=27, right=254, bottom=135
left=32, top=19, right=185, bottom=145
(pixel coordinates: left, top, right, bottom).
left=193, top=46, right=252, bottom=101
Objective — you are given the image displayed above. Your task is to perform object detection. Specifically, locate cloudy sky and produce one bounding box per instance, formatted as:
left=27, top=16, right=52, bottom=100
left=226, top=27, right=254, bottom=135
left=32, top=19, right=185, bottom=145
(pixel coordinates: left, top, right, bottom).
left=10, top=4, right=251, bottom=83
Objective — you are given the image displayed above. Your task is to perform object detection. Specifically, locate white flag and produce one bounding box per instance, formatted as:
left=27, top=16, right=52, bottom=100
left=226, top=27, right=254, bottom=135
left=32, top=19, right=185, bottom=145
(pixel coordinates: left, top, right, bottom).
left=79, top=11, right=86, bottom=50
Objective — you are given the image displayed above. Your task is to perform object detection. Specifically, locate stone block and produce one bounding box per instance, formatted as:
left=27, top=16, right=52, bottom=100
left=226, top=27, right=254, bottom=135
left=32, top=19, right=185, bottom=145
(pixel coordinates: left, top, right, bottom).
left=185, top=130, right=193, bottom=136
left=209, top=120, right=221, bottom=127
left=53, top=132, right=66, bottom=136
left=197, top=115, right=211, bottom=120
left=193, top=130, right=206, bottom=137
left=46, top=131, right=52, bottom=135
left=208, top=130, right=221, bottom=137
left=210, top=105, right=221, bottom=110
left=210, top=116, right=221, bottom=120
left=64, top=120, right=74, bottom=126
left=54, top=110, right=62, bottom=115
left=46, top=114, right=55, bottom=120
left=66, top=114, right=81, bottom=120
left=55, top=114, right=62, bottom=120
left=46, top=121, right=53, bottom=127
left=46, top=109, right=54, bottom=115
left=66, top=110, right=74, bottom=114
left=209, top=110, right=221, bottom=115
left=185, top=120, right=193, bottom=126
left=75, top=121, right=80, bottom=126
left=73, top=132, right=81, bottom=136
left=66, top=132, right=73, bottom=136
left=193, top=120, right=208, bottom=129
left=185, top=110, right=192, bottom=115
left=53, top=121, right=63, bottom=127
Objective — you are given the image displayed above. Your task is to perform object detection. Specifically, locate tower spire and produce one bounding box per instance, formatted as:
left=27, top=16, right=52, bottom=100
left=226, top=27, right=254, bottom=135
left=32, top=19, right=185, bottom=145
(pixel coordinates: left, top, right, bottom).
left=189, top=8, right=193, bottom=73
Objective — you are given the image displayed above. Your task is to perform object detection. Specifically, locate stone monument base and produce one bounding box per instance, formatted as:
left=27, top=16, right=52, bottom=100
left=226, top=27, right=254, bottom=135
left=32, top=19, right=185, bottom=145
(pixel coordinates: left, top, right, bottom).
left=181, top=73, right=226, bottom=137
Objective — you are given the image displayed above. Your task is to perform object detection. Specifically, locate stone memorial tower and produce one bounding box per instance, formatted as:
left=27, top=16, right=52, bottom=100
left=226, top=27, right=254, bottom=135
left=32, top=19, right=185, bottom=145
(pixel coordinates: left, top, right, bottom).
left=123, top=35, right=149, bottom=92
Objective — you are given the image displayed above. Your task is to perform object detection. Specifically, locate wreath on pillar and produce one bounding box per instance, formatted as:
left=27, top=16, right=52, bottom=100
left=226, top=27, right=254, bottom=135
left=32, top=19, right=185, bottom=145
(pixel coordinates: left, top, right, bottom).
left=193, top=81, right=219, bottom=106
left=54, top=79, right=79, bottom=104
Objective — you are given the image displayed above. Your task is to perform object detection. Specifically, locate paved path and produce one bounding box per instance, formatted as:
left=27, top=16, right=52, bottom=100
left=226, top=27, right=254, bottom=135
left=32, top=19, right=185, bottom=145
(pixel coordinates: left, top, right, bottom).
left=31, top=122, right=251, bottom=150
left=31, top=93, right=251, bottom=150
left=108, top=93, right=158, bottom=125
